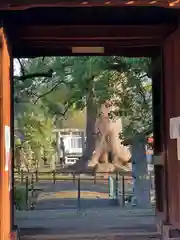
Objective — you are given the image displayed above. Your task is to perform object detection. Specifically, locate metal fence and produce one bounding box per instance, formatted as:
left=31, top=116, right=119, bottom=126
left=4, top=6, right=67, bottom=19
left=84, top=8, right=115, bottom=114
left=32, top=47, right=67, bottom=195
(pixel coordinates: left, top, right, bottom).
left=14, top=170, right=154, bottom=211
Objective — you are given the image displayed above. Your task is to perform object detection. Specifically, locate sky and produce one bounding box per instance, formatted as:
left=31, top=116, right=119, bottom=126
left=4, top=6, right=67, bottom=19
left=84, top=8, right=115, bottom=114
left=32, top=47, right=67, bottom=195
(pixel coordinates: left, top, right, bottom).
left=13, top=59, right=20, bottom=76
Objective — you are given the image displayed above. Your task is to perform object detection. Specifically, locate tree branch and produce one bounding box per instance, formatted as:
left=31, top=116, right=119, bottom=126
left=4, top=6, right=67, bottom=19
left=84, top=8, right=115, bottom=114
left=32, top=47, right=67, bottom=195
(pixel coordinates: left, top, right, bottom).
left=33, top=82, right=62, bottom=104
left=14, top=69, right=53, bottom=81
left=61, top=104, right=71, bottom=118
left=139, top=73, right=147, bottom=79
left=122, top=128, right=152, bottom=145
left=17, top=58, right=26, bottom=76
left=136, top=79, right=149, bottom=108
left=52, top=101, right=74, bottom=119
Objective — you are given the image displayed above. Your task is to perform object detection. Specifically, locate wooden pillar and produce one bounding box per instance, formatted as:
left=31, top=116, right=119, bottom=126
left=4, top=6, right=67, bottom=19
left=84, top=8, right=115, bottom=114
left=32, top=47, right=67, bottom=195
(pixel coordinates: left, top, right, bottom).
left=163, top=28, right=180, bottom=227
left=0, top=28, right=12, bottom=240
left=152, top=56, right=166, bottom=217
left=161, top=26, right=180, bottom=239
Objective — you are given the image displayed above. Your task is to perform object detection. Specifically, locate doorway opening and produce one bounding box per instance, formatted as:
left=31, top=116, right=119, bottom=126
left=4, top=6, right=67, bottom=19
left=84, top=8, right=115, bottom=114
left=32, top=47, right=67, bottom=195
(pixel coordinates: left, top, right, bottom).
left=1, top=3, right=178, bottom=239
left=13, top=55, right=158, bottom=239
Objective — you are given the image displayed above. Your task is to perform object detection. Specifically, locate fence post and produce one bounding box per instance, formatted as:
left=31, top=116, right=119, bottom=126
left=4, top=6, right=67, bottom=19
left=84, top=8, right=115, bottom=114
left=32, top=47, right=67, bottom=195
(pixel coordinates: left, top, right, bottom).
left=31, top=174, right=34, bottom=190
left=25, top=176, right=29, bottom=210
left=21, top=169, right=23, bottom=183
left=73, top=172, right=75, bottom=184
left=31, top=175, right=35, bottom=210
left=53, top=170, right=56, bottom=184
left=94, top=172, right=96, bottom=184
left=115, top=172, right=119, bottom=205
left=77, top=175, right=81, bottom=210
left=35, top=170, right=38, bottom=182
left=122, top=175, right=125, bottom=207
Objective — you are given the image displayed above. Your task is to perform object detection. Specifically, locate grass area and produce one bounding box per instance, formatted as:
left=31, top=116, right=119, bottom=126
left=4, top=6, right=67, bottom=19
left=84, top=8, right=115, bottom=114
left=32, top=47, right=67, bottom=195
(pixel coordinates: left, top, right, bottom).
left=38, top=191, right=109, bottom=200
left=37, top=174, right=74, bottom=180
left=14, top=185, right=27, bottom=210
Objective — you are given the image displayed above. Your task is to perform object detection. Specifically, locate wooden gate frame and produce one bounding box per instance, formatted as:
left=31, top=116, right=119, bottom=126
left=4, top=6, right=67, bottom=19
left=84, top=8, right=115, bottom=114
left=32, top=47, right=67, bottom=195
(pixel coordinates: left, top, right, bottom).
left=163, top=26, right=180, bottom=228
left=0, top=28, right=12, bottom=240
left=1, top=21, right=180, bottom=240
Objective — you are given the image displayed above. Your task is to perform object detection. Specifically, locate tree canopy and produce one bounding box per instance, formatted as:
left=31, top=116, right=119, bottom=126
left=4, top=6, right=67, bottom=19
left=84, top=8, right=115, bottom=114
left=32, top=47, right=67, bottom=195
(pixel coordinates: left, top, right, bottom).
left=14, top=56, right=152, bottom=169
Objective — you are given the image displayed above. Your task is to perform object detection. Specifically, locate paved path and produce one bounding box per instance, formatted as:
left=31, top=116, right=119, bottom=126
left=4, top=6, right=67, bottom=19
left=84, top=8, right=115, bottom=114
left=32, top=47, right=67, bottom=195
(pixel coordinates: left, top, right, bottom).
left=17, top=180, right=157, bottom=239
left=16, top=208, right=159, bottom=239
left=34, top=181, right=119, bottom=210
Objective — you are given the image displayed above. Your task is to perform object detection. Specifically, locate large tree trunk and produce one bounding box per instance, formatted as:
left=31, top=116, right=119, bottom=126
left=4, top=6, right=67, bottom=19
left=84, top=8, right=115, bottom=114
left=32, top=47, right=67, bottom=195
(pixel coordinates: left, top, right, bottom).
left=88, top=103, right=131, bottom=172
left=83, top=100, right=97, bottom=161
left=66, top=85, right=97, bottom=172
left=55, top=116, right=61, bottom=165
left=131, top=138, right=151, bottom=208
left=68, top=101, right=131, bottom=173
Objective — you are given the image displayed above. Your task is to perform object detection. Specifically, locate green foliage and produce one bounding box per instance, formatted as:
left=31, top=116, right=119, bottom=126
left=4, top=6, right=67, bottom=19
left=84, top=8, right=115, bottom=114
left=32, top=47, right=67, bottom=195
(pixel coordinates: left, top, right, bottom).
left=114, top=59, right=152, bottom=138
left=15, top=105, right=55, bottom=170
left=14, top=186, right=27, bottom=210
left=14, top=56, right=152, bottom=154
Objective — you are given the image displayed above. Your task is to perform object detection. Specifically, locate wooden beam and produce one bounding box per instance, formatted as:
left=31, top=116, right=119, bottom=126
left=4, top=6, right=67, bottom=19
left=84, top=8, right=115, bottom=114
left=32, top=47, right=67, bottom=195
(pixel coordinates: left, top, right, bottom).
left=6, top=24, right=165, bottom=57
left=11, top=25, right=175, bottom=41
left=12, top=45, right=160, bottom=58
left=1, top=0, right=179, bottom=10
left=8, top=25, right=174, bottom=56
left=14, top=39, right=164, bottom=47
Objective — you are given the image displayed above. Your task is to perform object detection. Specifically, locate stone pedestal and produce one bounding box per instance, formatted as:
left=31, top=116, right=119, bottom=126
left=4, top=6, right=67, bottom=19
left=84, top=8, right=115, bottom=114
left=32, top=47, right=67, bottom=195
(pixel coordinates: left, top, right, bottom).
left=132, top=138, right=151, bottom=208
